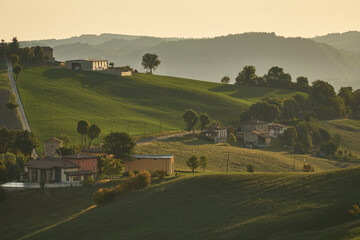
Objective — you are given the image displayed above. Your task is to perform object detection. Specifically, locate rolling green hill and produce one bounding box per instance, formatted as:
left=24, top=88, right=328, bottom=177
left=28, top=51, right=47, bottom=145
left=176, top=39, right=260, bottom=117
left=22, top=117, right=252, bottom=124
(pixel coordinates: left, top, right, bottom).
left=313, top=31, right=360, bottom=53
left=17, top=66, right=302, bottom=152
left=320, top=119, right=360, bottom=155
left=136, top=135, right=358, bottom=172
left=13, top=167, right=360, bottom=240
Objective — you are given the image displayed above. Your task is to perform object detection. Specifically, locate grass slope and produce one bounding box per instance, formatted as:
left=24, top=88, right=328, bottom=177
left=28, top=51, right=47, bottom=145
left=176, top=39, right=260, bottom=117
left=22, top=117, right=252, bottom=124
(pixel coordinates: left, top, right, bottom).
left=19, top=167, right=360, bottom=240
left=17, top=66, right=302, bottom=152
left=136, top=136, right=358, bottom=172
left=320, top=119, right=360, bottom=155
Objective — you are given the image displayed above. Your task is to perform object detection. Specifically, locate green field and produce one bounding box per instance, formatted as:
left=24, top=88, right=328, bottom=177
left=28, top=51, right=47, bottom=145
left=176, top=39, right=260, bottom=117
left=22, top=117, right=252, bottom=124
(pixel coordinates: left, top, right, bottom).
left=17, top=66, right=303, bottom=153
left=136, top=135, right=358, bottom=172
left=3, top=168, right=360, bottom=240
left=320, top=119, right=360, bottom=155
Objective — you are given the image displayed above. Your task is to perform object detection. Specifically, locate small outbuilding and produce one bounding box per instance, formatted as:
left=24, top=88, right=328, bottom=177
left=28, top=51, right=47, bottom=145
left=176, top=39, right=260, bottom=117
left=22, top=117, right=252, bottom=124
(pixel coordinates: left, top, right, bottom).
left=43, top=137, right=63, bottom=157
left=125, top=155, right=175, bottom=174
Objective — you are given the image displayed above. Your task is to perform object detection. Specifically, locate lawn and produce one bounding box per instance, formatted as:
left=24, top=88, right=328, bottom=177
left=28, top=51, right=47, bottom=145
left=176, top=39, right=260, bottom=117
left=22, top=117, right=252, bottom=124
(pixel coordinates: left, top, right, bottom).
left=17, top=66, right=304, bottom=153
left=136, top=135, right=359, bottom=172
left=10, top=167, right=360, bottom=240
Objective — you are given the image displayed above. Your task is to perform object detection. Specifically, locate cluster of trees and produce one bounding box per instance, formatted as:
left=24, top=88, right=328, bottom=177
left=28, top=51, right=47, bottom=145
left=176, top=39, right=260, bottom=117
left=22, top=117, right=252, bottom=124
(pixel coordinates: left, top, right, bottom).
left=1, top=37, right=45, bottom=64
left=282, top=119, right=346, bottom=157
left=0, top=127, right=38, bottom=157
left=5, top=93, right=19, bottom=118
left=182, top=109, right=219, bottom=133
left=0, top=152, right=27, bottom=183
left=236, top=65, right=360, bottom=120
left=77, top=120, right=101, bottom=147
left=186, top=155, right=208, bottom=174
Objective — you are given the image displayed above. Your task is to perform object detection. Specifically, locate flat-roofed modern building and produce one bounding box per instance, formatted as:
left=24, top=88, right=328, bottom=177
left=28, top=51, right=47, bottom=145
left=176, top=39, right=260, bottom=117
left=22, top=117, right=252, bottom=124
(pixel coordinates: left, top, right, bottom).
left=65, top=59, right=108, bottom=71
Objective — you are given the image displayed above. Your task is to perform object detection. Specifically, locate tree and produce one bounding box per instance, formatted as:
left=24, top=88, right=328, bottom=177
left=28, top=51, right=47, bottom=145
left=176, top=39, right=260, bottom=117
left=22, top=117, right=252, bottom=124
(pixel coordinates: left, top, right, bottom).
left=14, top=130, right=38, bottom=157
left=264, top=66, right=292, bottom=89
left=0, top=39, right=7, bottom=63
left=77, top=120, right=89, bottom=145
left=141, top=53, right=161, bottom=74
left=10, top=54, right=19, bottom=65
left=56, top=144, right=82, bottom=156
left=186, top=155, right=199, bottom=174
left=295, top=76, right=310, bottom=92
left=199, top=113, right=211, bottom=130
left=34, top=46, right=44, bottom=63
left=13, top=65, right=22, bottom=81
left=282, top=126, right=298, bottom=146
left=5, top=93, right=18, bottom=118
left=8, top=37, right=20, bottom=55
left=87, top=124, right=101, bottom=147
left=303, top=164, right=314, bottom=172
left=183, top=109, right=199, bottom=134
left=199, top=156, right=208, bottom=172
left=59, top=134, right=71, bottom=145
left=102, top=157, right=124, bottom=177
left=22, top=47, right=33, bottom=63
left=235, top=66, right=257, bottom=86
left=102, top=132, right=136, bottom=160
left=228, top=133, right=236, bottom=145
left=221, top=76, right=230, bottom=84
left=0, top=127, right=16, bottom=153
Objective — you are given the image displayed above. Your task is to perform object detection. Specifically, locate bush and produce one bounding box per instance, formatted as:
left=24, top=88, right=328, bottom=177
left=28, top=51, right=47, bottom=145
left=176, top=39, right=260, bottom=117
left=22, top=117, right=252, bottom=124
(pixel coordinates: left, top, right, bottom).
left=133, top=170, right=151, bottom=189
left=155, top=170, right=169, bottom=181
left=303, top=164, right=314, bottom=172
left=93, top=187, right=116, bottom=205
left=246, top=164, right=254, bottom=173
left=84, top=176, right=95, bottom=185
left=0, top=187, right=6, bottom=202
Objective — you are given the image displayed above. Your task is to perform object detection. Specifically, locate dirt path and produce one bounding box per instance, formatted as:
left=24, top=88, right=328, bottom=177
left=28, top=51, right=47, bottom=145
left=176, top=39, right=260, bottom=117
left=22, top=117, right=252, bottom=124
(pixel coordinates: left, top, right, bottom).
left=136, top=131, right=191, bottom=144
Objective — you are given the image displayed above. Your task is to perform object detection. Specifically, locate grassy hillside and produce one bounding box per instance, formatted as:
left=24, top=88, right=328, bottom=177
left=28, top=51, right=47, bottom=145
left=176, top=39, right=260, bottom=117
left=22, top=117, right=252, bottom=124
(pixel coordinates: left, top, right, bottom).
left=136, top=135, right=358, bottom=172
left=14, top=167, right=360, bottom=240
left=320, top=119, right=360, bottom=155
left=17, top=66, right=302, bottom=152
left=0, top=64, right=21, bottom=129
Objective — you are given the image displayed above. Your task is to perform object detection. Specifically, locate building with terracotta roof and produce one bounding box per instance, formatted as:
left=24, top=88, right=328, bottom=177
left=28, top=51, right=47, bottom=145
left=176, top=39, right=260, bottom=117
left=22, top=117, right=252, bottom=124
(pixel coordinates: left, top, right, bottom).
left=238, top=119, right=272, bottom=148
left=62, top=153, right=99, bottom=176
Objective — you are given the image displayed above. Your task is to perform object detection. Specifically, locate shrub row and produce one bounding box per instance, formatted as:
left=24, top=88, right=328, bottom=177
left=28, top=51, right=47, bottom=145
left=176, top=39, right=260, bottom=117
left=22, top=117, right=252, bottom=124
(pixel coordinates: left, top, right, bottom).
left=93, top=170, right=151, bottom=205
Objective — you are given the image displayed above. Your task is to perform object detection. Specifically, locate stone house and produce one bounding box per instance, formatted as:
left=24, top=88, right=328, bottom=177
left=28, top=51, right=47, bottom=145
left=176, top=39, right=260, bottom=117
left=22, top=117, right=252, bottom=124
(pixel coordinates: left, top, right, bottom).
left=238, top=120, right=272, bottom=148
left=43, top=137, right=63, bottom=157
left=125, top=155, right=175, bottom=174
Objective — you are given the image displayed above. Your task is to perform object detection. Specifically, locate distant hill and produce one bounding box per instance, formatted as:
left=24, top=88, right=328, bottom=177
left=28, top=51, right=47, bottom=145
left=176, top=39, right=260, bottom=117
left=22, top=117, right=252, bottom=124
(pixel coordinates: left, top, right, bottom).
left=21, top=33, right=360, bottom=89
left=313, top=31, right=360, bottom=53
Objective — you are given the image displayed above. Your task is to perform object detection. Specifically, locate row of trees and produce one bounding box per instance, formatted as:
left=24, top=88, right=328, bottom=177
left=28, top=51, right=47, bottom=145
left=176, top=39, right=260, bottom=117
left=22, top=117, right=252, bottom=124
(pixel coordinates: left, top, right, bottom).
left=1, top=37, right=45, bottom=64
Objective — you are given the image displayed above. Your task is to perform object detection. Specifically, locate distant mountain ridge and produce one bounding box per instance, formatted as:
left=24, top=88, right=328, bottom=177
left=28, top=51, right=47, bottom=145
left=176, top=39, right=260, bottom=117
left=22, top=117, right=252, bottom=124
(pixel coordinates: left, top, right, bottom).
left=313, top=31, right=360, bottom=53
left=20, top=32, right=360, bottom=89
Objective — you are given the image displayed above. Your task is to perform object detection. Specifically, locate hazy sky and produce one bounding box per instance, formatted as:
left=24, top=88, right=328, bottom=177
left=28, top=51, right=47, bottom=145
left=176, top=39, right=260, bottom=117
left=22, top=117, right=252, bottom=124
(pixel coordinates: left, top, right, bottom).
left=1, top=0, right=359, bottom=41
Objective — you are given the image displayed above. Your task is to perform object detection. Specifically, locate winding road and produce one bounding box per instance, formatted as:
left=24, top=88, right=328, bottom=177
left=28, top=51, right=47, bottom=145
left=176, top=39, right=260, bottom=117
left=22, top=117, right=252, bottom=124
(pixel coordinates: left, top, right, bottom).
left=6, top=60, right=38, bottom=158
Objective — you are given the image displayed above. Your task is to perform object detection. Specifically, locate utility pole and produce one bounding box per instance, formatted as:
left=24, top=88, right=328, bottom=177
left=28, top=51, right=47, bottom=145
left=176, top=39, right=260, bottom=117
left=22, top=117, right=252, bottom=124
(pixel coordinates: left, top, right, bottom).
left=226, top=153, right=229, bottom=173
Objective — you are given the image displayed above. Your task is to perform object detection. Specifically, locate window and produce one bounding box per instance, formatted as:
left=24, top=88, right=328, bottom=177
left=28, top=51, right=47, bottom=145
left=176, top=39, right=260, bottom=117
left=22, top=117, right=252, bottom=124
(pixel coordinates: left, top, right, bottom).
left=153, top=158, right=158, bottom=162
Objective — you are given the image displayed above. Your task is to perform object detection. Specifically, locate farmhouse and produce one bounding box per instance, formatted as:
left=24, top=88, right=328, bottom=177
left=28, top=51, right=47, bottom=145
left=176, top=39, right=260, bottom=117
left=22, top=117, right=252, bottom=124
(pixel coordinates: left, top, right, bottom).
left=125, top=155, right=175, bottom=174
left=238, top=119, right=272, bottom=148
left=202, top=125, right=228, bottom=143
left=268, top=122, right=288, bottom=138
left=43, top=137, right=63, bottom=157
left=24, top=156, right=80, bottom=183
left=65, top=59, right=108, bottom=71
left=244, top=131, right=271, bottom=148
left=30, top=46, right=54, bottom=62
